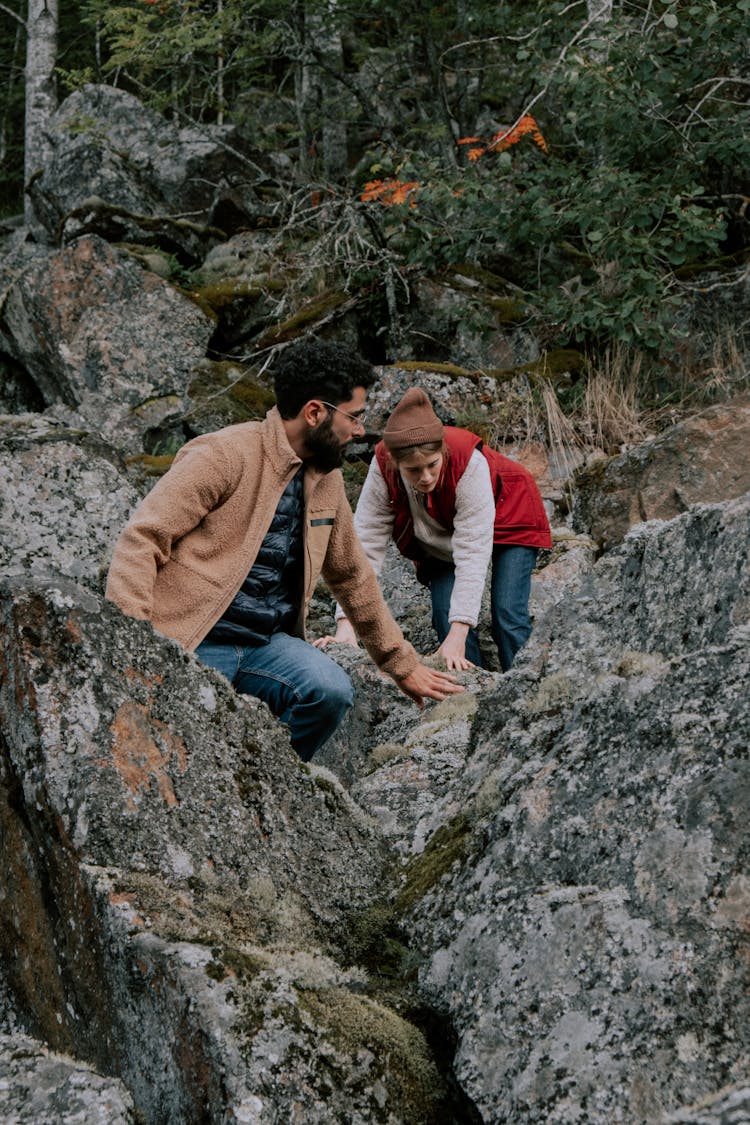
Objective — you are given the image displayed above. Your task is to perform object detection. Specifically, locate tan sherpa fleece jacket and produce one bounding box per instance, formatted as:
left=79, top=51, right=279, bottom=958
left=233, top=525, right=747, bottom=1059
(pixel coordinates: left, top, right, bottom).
left=106, top=407, right=420, bottom=682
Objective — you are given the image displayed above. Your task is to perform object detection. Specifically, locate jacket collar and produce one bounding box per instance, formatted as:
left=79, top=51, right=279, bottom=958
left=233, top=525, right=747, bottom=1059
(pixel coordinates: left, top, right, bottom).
left=264, top=406, right=303, bottom=475
left=263, top=406, right=327, bottom=489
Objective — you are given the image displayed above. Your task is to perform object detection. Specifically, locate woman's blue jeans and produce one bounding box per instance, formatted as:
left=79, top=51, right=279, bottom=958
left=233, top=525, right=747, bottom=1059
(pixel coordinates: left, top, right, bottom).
left=428, top=545, right=538, bottom=672
left=195, top=633, right=353, bottom=761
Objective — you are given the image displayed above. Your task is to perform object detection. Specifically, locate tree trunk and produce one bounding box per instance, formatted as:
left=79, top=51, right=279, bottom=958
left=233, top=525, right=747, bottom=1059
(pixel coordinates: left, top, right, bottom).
left=216, top=0, right=225, bottom=125
left=318, top=24, right=348, bottom=184
left=293, top=0, right=348, bottom=184
left=24, top=0, right=58, bottom=231
left=587, top=0, right=613, bottom=62
left=416, top=1, right=459, bottom=165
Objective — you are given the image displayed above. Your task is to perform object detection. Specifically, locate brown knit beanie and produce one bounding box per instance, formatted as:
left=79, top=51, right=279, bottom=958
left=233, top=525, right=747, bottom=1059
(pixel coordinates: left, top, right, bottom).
left=382, top=387, right=444, bottom=450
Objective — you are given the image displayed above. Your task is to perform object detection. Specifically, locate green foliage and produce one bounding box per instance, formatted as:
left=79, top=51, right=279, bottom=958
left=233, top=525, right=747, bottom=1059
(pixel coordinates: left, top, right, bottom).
left=2, top=0, right=748, bottom=359
left=346, top=0, right=748, bottom=353
left=79, top=0, right=285, bottom=123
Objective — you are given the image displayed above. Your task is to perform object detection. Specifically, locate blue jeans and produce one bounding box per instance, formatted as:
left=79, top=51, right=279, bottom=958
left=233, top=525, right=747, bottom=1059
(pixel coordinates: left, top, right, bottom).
left=195, top=633, right=353, bottom=761
left=428, top=545, right=538, bottom=672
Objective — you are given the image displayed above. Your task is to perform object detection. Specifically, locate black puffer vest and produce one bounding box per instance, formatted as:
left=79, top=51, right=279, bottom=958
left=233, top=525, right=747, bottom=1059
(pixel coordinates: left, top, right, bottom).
left=204, top=467, right=304, bottom=645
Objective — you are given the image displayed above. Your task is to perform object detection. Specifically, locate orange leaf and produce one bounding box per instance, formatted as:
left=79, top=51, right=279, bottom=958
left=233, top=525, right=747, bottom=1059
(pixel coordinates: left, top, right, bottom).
left=489, top=114, right=548, bottom=154
left=360, top=179, right=420, bottom=207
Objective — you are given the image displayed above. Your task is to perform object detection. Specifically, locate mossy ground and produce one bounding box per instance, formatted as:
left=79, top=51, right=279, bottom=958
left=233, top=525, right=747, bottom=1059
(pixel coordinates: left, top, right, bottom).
left=299, top=987, right=447, bottom=1123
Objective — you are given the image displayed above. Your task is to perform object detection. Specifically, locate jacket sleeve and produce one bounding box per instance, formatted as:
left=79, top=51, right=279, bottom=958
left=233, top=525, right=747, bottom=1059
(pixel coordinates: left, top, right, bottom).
left=322, top=488, right=419, bottom=682
left=448, top=451, right=495, bottom=626
left=105, top=439, right=235, bottom=622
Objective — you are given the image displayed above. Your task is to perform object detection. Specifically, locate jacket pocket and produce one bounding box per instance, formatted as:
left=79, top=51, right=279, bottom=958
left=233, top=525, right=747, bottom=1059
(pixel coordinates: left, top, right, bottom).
left=496, top=472, right=546, bottom=532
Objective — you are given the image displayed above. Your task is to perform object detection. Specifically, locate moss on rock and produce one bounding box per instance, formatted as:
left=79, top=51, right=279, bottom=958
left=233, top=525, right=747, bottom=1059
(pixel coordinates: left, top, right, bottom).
left=395, top=815, right=474, bottom=912
left=299, top=987, right=446, bottom=1122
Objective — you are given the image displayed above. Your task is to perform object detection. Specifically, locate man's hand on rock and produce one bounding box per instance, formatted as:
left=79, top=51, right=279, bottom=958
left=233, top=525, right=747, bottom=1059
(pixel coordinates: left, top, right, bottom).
left=397, top=663, right=465, bottom=707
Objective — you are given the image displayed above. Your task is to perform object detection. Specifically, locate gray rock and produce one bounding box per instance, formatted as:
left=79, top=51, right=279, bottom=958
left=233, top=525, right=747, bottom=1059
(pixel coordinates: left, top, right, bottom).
left=1, top=235, right=214, bottom=453
left=405, top=275, right=539, bottom=371
left=383, top=493, right=750, bottom=1123
left=0, top=415, right=140, bottom=590
left=0, top=1032, right=136, bottom=1124
left=27, top=84, right=263, bottom=252
left=1, top=357, right=747, bottom=1120
left=572, top=394, right=750, bottom=549
left=665, top=1084, right=750, bottom=1124
left=0, top=576, right=458, bottom=1123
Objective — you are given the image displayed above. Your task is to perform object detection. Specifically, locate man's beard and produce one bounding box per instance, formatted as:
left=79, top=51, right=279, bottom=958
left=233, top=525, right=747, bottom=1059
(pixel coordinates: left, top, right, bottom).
left=304, top=415, right=346, bottom=471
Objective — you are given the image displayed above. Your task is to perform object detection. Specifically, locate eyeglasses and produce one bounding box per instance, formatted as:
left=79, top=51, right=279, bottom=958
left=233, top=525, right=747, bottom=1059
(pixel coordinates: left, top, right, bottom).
left=320, top=401, right=367, bottom=428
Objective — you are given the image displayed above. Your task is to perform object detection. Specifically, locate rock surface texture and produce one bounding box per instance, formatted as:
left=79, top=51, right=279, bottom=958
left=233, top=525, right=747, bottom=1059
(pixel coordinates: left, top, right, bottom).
left=1, top=235, right=214, bottom=454
left=26, top=84, right=256, bottom=254
left=0, top=1032, right=136, bottom=1124
left=572, top=395, right=750, bottom=549
left=1, top=409, right=747, bottom=1122
left=0, top=575, right=458, bottom=1123
left=0, top=77, right=747, bottom=1125
left=395, top=495, right=750, bottom=1123
left=0, top=415, right=140, bottom=589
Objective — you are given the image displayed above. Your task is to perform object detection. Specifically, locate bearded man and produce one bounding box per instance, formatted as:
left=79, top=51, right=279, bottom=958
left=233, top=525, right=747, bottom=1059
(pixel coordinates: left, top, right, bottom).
left=106, top=337, right=461, bottom=760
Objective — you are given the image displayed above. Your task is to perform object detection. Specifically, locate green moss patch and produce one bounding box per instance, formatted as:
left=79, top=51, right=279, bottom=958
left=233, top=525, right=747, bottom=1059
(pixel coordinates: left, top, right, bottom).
left=395, top=815, right=473, bottom=912
left=299, top=987, right=446, bottom=1122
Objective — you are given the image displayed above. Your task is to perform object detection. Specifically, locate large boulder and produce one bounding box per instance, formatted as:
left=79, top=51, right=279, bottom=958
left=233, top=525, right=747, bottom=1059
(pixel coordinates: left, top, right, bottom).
left=381, top=492, right=750, bottom=1123
left=26, top=84, right=266, bottom=253
left=572, top=394, right=750, bottom=549
left=0, top=235, right=214, bottom=453
left=0, top=409, right=474, bottom=1121
left=0, top=415, right=140, bottom=589
left=0, top=576, right=461, bottom=1123
left=2, top=324, right=746, bottom=1122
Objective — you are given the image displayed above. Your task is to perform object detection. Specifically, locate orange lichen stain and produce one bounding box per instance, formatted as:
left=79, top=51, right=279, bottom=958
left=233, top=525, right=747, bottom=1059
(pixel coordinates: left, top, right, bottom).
left=63, top=615, right=82, bottom=643
left=109, top=892, right=135, bottom=905
left=110, top=701, right=187, bottom=810
left=109, top=892, right=146, bottom=929
left=124, top=666, right=164, bottom=689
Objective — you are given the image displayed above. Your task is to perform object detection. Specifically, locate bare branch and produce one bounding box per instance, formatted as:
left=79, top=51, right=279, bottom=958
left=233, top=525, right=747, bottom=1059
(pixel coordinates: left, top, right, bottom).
left=0, top=2, right=25, bottom=29
left=676, top=266, right=750, bottom=294
left=496, top=8, right=610, bottom=141
left=438, top=1, right=587, bottom=62
left=682, top=76, right=750, bottom=129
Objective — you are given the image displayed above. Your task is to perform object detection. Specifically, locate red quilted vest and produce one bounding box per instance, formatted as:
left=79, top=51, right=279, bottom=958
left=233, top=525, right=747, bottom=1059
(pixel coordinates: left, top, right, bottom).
left=374, top=428, right=551, bottom=565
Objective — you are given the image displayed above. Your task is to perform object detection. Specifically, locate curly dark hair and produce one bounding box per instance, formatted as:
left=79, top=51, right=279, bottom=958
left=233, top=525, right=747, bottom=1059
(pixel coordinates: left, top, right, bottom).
left=272, top=338, right=377, bottom=418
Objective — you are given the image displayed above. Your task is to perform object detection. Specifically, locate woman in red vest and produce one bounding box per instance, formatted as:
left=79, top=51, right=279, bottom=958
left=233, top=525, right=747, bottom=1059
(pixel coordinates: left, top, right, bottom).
left=329, top=387, right=552, bottom=671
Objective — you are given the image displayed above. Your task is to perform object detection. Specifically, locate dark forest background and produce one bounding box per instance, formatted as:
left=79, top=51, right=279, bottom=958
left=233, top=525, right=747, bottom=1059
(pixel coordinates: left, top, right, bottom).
left=2, top=0, right=749, bottom=441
